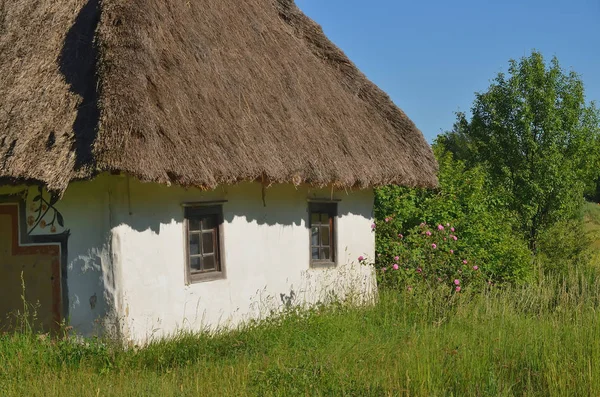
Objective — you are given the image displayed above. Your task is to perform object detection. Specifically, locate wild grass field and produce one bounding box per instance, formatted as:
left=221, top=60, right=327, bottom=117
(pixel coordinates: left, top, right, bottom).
left=2, top=272, right=600, bottom=397
left=2, top=206, right=600, bottom=396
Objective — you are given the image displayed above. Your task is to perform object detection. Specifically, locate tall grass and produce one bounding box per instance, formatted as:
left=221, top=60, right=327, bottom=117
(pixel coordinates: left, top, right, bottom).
left=2, top=266, right=600, bottom=396
left=584, top=201, right=600, bottom=252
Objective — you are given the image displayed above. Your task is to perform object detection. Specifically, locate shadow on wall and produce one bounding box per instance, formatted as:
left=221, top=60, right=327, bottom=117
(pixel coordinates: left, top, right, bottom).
left=116, top=180, right=373, bottom=234
left=65, top=228, right=121, bottom=338
left=58, top=0, right=100, bottom=170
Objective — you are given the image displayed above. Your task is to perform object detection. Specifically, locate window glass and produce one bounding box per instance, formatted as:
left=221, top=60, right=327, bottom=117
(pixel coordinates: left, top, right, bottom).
left=185, top=205, right=224, bottom=282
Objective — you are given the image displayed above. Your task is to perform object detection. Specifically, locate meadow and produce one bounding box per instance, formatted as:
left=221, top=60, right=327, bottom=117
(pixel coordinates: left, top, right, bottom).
left=2, top=259, right=600, bottom=396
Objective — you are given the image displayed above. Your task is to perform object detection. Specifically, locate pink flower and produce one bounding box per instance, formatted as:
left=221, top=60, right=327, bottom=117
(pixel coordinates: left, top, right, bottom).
left=426, top=231, right=432, bottom=236
left=455, top=286, right=461, bottom=292
left=432, top=243, right=437, bottom=249
left=444, top=238, right=447, bottom=241
left=371, top=223, right=376, bottom=230
left=398, top=233, right=404, bottom=239
left=358, top=255, right=365, bottom=262
left=394, top=256, right=399, bottom=261
left=385, top=217, right=390, bottom=222
left=450, top=249, right=454, bottom=254
left=454, top=279, right=460, bottom=285
left=451, top=227, right=455, bottom=232
left=382, top=267, right=387, bottom=272
left=417, top=267, right=422, bottom=273
left=452, top=235, right=458, bottom=241
left=392, top=264, right=399, bottom=270
left=462, top=260, right=468, bottom=265
left=437, top=224, right=444, bottom=230
left=473, top=265, right=479, bottom=271
left=407, top=286, right=413, bottom=292
left=419, top=222, right=426, bottom=228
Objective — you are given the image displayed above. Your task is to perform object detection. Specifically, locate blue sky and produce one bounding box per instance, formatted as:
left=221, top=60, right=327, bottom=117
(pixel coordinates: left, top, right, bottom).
left=296, top=0, right=600, bottom=143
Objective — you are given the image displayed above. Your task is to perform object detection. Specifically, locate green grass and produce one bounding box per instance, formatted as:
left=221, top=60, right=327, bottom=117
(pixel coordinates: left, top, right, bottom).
left=584, top=200, right=600, bottom=250
left=2, top=268, right=600, bottom=396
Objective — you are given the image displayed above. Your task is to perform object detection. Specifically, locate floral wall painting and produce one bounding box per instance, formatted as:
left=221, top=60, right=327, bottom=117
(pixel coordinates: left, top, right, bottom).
left=25, top=186, right=66, bottom=235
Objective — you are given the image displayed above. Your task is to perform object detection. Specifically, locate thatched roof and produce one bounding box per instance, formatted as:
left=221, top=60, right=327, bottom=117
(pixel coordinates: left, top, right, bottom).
left=0, top=0, right=437, bottom=193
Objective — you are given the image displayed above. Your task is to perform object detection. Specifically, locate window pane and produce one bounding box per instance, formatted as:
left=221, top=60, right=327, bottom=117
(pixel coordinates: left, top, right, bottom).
left=189, top=233, right=200, bottom=255
left=311, top=227, right=319, bottom=247
left=320, top=247, right=330, bottom=260
left=190, top=256, right=201, bottom=271
left=203, top=254, right=216, bottom=271
left=189, top=218, right=201, bottom=232
left=320, top=213, right=329, bottom=223
left=311, top=247, right=319, bottom=260
left=202, top=231, right=215, bottom=254
left=202, top=215, right=218, bottom=231
left=311, top=212, right=320, bottom=226
left=321, top=226, right=330, bottom=246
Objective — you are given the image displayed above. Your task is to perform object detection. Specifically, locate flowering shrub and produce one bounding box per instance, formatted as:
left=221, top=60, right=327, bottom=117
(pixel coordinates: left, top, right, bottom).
left=367, top=220, right=484, bottom=291
left=373, top=146, right=532, bottom=288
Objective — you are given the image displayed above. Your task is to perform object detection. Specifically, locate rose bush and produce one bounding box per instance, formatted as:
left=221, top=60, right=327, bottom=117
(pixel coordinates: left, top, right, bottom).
left=366, top=221, right=484, bottom=291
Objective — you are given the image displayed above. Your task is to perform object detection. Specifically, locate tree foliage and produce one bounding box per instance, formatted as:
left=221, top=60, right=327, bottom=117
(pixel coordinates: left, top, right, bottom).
left=437, top=51, right=600, bottom=248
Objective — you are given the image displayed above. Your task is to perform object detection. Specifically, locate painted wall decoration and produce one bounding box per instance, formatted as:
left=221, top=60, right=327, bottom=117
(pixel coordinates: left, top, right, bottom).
left=0, top=204, right=62, bottom=331
left=0, top=192, right=70, bottom=331
left=26, top=186, right=66, bottom=235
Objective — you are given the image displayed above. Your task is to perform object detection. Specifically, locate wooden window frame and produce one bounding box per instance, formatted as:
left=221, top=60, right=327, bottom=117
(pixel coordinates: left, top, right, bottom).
left=308, top=202, right=338, bottom=268
left=184, top=204, right=226, bottom=283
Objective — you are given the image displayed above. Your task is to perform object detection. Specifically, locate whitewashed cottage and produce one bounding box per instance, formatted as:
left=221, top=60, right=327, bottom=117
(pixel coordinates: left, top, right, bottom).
left=0, top=0, right=437, bottom=341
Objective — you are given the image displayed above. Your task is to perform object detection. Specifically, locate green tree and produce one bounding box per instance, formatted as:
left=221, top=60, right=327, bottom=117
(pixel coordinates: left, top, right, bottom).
left=438, top=51, right=600, bottom=250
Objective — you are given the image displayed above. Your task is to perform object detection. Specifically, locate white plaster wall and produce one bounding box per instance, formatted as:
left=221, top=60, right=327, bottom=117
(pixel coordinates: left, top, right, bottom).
left=56, top=178, right=116, bottom=335
left=0, top=179, right=115, bottom=335
left=0, top=177, right=376, bottom=341
left=110, top=178, right=377, bottom=342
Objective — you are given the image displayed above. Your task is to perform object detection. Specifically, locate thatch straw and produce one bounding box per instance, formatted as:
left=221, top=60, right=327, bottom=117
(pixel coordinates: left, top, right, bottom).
left=0, top=0, right=437, bottom=193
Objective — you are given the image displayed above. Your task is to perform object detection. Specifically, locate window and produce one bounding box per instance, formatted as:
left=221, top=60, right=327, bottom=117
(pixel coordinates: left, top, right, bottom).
left=308, top=202, right=337, bottom=267
left=185, top=205, right=224, bottom=282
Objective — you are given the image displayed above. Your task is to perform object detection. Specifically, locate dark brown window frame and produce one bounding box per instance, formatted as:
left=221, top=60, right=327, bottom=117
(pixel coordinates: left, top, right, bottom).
left=308, top=201, right=338, bottom=268
left=184, top=204, right=226, bottom=283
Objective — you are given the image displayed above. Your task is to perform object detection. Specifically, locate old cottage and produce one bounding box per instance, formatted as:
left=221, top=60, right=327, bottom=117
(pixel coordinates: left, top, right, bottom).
left=0, top=0, right=437, bottom=341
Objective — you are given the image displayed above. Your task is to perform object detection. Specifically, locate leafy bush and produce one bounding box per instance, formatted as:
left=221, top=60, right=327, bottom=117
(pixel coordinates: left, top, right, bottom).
left=374, top=146, right=532, bottom=288
left=536, top=218, right=592, bottom=275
